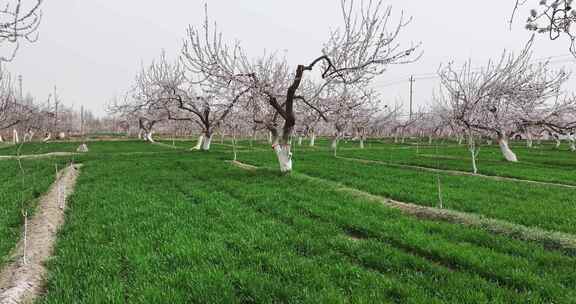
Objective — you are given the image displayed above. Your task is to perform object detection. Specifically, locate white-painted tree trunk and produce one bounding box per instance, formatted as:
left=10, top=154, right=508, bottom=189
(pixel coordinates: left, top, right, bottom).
left=193, top=134, right=204, bottom=150
left=458, top=136, right=463, bottom=145
left=309, top=133, right=316, bottom=147
left=526, top=132, right=533, bottom=148
left=268, top=131, right=273, bottom=144
left=569, top=134, right=575, bottom=152
left=497, top=136, right=518, bottom=162
left=43, top=133, right=51, bottom=142
left=12, top=129, right=19, bottom=144
left=201, top=134, right=212, bottom=151
left=0, top=134, right=3, bottom=142
left=331, top=137, right=338, bottom=150
left=359, top=138, right=365, bottom=149
left=138, top=129, right=144, bottom=140
left=555, top=138, right=561, bottom=149
left=26, top=131, right=34, bottom=142
left=232, top=129, right=238, bottom=161
left=298, top=136, right=303, bottom=146
left=145, top=131, right=155, bottom=143
left=273, top=144, right=292, bottom=173
left=428, top=136, right=433, bottom=145
left=77, top=143, right=89, bottom=153
left=470, top=148, right=478, bottom=174
left=467, top=132, right=479, bottom=174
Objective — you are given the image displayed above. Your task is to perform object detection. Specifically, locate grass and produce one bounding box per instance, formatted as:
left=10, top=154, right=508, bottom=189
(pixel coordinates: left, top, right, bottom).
left=236, top=149, right=576, bottom=235
left=0, top=138, right=573, bottom=302
left=40, top=151, right=576, bottom=303
left=0, top=157, right=70, bottom=267
left=0, top=140, right=177, bottom=156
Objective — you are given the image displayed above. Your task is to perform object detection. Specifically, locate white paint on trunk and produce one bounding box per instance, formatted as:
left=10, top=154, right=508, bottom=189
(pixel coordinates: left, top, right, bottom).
left=569, top=134, right=575, bottom=152
left=76, top=144, right=89, bottom=153
left=298, top=136, right=303, bottom=145
left=470, top=148, right=478, bottom=174
left=201, top=135, right=212, bottom=150
left=12, top=129, right=19, bottom=144
left=359, top=139, right=364, bottom=149
left=42, top=133, right=51, bottom=143
left=309, top=133, right=316, bottom=147
left=331, top=138, right=338, bottom=150
left=0, top=134, right=4, bottom=142
left=555, top=138, right=561, bottom=149
left=145, top=131, right=155, bottom=143
left=268, top=131, right=272, bottom=144
left=273, top=144, right=292, bottom=173
left=497, top=136, right=518, bottom=162
left=193, top=134, right=204, bottom=150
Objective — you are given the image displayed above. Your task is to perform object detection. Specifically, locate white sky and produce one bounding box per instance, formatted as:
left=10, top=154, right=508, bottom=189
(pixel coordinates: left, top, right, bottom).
left=7, top=0, right=575, bottom=116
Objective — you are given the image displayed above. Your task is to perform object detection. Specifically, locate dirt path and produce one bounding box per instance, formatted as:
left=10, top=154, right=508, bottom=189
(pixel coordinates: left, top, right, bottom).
left=0, top=152, right=77, bottom=161
left=229, top=160, right=576, bottom=255
left=337, top=156, right=576, bottom=189
left=0, top=164, right=81, bottom=304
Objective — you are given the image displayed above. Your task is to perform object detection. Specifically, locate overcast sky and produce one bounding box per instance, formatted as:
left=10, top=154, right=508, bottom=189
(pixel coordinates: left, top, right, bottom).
left=7, top=0, right=575, bottom=116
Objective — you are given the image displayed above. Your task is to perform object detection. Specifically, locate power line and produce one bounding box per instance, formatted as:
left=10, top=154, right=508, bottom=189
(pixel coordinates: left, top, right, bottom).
left=373, top=53, right=576, bottom=88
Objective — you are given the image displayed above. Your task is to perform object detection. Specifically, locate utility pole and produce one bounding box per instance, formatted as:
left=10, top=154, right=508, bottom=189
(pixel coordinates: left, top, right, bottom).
left=409, top=75, right=415, bottom=120
left=18, top=75, right=23, bottom=103
left=80, top=105, right=85, bottom=137
left=53, top=86, right=59, bottom=132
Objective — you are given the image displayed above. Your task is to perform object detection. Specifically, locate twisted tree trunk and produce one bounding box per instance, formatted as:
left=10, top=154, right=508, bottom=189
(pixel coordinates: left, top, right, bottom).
left=497, top=135, right=518, bottom=162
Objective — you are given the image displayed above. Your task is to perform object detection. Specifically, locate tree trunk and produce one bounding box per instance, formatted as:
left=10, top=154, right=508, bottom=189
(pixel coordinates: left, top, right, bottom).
left=555, top=138, right=561, bottom=149
left=232, top=128, right=238, bottom=161
left=77, top=143, right=89, bottom=153
left=145, top=131, right=155, bottom=143
left=428, top=136, right=433, bottom=145
left=273, top=143, right=292, bottom=173
left=0, top=134, right=3, bottom=142
left=569, top=134, right=575, bottom=152
left=43, top=133, right=51, bottom=142
left=359, top=137, right=365, bottom=149
left=201, top=134, right=212, bottom=151
left=12, top=129, right=19, bottom=144
left=526, top=132, right=533, bottom=148
left=193, top=134, right=204, bottom=150
left=298, top=136, right=303, bottom=146
left=497, top=135, right=518, bottom=162
left=309, top=132, right=316, bottom=147
left=331, top=137, right=338, bottom=151
left=268, top=131, right=272, bottom=144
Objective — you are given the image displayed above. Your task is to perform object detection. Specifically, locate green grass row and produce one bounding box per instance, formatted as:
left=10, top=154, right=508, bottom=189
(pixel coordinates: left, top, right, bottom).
left=40, top=151, right=576, bottom=303
left=236, top=150, right=576, bottom=235
left=0, top=157, right=70, bottom=267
